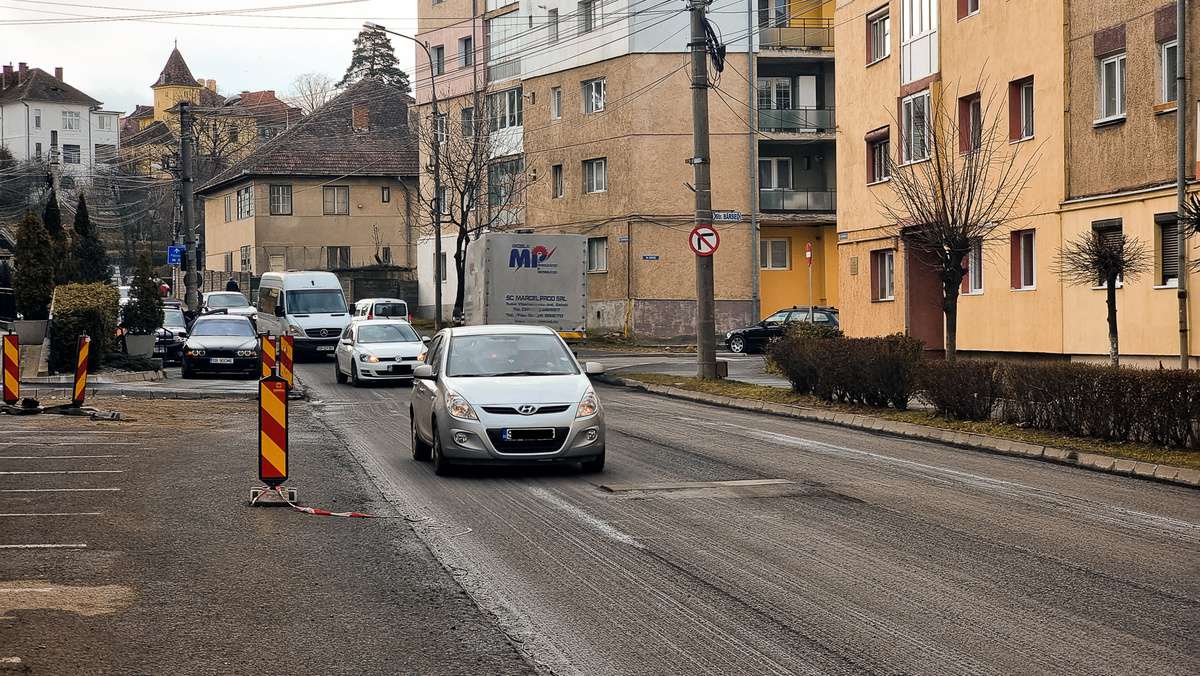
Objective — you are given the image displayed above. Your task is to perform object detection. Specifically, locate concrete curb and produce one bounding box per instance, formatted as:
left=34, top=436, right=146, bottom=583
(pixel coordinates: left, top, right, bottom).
left=598, top=375, right=1200, bottom=491
left=22, top=370, right=165, bottom=385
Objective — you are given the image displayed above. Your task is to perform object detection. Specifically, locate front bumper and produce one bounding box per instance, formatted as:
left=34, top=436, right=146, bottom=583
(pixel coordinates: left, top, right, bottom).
left=154, top=341, right=185, bottom=361
left=437, top=411, right=605, bottom=463
left=183, top=355, right=258, bottom=374
left=356, top=359, right=422, bottom=380
left=293, top=336, right=340, bottom=353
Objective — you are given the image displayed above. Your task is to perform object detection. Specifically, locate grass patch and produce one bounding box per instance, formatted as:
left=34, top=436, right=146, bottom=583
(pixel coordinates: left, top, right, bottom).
left=621, top=372, right=1200, bottom=471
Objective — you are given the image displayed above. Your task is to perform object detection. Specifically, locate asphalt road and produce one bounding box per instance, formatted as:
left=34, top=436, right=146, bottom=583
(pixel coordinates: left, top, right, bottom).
left=297, top=361, right=1200, bottom=676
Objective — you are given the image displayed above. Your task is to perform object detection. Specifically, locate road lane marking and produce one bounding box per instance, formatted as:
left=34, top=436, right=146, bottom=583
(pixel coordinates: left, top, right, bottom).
left=601, top=478, right=793, bottom=492
left=0, top=443, right=129, bottom=447
left=0, top=488, right=120, bottom=493
left=0, top=470, right=124, bottom=475
left=0, top=455, right=127, bottom=460
left=0, top=513, right=103, bottom=517
left=528, top=486, right=645, bottom=549
left=0, top=544, right=87, bottom=549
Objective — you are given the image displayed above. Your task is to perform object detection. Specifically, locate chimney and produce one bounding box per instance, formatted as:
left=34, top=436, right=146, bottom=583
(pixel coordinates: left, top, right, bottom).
left=205, top=78, right=217, bottom=92
left=54, top=66, right=63, bottom=80
left=17, top=62, right=27, bottom=84
left=2, top=65, right=11, bottom=89
left=352, top=103, right=369, bottom=132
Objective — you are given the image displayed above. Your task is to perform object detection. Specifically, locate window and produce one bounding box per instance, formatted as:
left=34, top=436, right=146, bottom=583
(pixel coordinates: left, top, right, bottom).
left=431, top=45, right=445, bottom=76
left=760, top=239, right=790, bottom=270
left=62, top=111, right=80, bottom=131
left=871, top=249, right=895, bottom=300
left=1097, top=52, right=1126, bottom=121
left=34, top=142, right=41, bottom=159
left=548, top=9, right=559, bottom=43
left=959, top=0, right=979, bottom=19
left=759, top=0, right=788, bottom=28
left=1008, top=77, right=1034, bottom=140
left=1161, top=40, right=1178, bottom=104
left=1158, top=213, right=1180, bottom=286
left=240, top=245, right=252, bottom=272
left=327, top=246, right=351, bottom=269
left=459, top=37, right=474, bottom=68
left=439, top=186, right=452, bottom=214
left=902, top=90, right=931, bottom=162
left=97, top=115, right=113, bottom=131
left=579, top=0, right=596, bottom=33
left=237, top=186, right=254, bottom=219
left=95, top=144, right=117, bottom=163
left=487, top=158, right=522, bottom=206
left=60, top=144, right=80, bottom=164
left=461, top=107, right=475, bottom=138
left=1011, top=229, right=1036, bottom=289
left=381, top=185, right=391, bottom=203
left=587, top=237, right=608, bottom=272
left=434, top=113, right=448, bottom=143
left=959, top=93, right=981, bottom=152
left=867, top=8, right=890, bottom=63
left=550, top=87, right=562, bottom=120
left=583, top=78, right=606, bottom=113
left=902, top=0, right=935, bottom=40
left=381, top=246, right=392, bottom=264
left=1092, top=219, right=1125, bottom=287
left=583, top=157, right=607, bottom=193
left=266, top=185, right=292, bottom=215
left=322, top=186, right=349, bottom=215
left=552, top=164, right=564, bottom=198
left=757, top=77, right=792, bottom=111
left=439, top=252, right=448, bottom=282
left=32, top=109, right=41, bottom=129
left=224, top=252, right=233, bottom=273
left=487, top=88, right=523, bottom=130
left=962, top=238, right=983, bottom=293
left=868, top=133, right=891, bottom=183
left=224, top=195, right=233, bottom=222
left=758, top=157, right=792, bottom=190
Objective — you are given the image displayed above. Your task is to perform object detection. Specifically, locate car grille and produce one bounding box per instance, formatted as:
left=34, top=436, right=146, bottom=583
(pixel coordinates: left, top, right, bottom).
left=481, top=405, right=571, bottom=415
left=486, top=427, right=568, bottom=453
left=200, top=349, right=241, bottom=358
left=304, top=329, right=339, bottom=338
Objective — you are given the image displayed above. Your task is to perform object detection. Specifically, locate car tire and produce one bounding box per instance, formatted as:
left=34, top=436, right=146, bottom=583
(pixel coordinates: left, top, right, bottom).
left=410, top=413, right=431, bottom=461
left=181, top=363, right=194, bottom=379
left=431, top=423, right=453, bottom=476
left=335, top=360, right=348, bottom=384
left=728, top=335, right=745, bottom=353
left=351, top=361, right=362, bottom=387
left=580, top=450, right=605, bottom=473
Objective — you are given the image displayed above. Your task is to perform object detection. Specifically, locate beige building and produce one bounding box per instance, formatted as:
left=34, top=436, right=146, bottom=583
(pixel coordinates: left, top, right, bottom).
left=196, top=78, right=419, bottom=277
left=834, top=0, right=1197, bottom=364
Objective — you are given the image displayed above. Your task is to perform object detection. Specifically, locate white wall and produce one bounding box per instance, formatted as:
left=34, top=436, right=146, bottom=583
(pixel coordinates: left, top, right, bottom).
left=417, top=234, right=461, bottom=317
left=0, top=101, right=120, bottom=177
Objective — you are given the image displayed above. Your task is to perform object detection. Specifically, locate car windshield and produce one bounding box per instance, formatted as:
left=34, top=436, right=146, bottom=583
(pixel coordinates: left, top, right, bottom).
left=206, top=293, right=248, bottom=308
left=286, top=289, right=347, bottom=314
left=357, top=324, right=419, bottom=343
left=191, top=319, right=254, bottom=337
left=446, top=334, right=578, bottom=377
left=162, top=308, right=186, bottom=327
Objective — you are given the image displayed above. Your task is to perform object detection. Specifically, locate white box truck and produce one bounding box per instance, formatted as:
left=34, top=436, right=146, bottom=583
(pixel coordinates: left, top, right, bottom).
left=463, top=233, right=588, bottom=339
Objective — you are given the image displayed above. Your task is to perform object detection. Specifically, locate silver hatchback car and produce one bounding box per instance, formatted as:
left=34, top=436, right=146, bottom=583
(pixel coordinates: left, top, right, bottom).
left=409, top=325, right=606, bottom=475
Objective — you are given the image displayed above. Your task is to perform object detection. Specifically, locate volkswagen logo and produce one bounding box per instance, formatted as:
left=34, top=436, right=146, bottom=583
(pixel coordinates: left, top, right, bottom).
left=319, top=329, right=330, bottom=337
left=517, top=405, right=538, bottom=415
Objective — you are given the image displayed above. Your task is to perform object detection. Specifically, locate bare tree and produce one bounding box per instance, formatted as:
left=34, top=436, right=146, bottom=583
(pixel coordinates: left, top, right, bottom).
left=878, top=86, right=1039, bottom=362
left=1055, top=230, right=1150, bottom=366
left=414, top=91, right=536, bottom=319
left=289, top=73, right=337, bottom=115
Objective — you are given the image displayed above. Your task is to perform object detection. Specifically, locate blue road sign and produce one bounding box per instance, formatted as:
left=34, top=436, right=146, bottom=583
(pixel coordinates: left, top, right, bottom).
left=167, top=245, right=185, bottom=266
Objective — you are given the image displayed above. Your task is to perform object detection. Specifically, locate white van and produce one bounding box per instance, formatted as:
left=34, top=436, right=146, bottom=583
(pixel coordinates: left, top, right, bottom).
left=256, top=271, right=351, bottom=355
left=352, top=298, right=410, bottom=323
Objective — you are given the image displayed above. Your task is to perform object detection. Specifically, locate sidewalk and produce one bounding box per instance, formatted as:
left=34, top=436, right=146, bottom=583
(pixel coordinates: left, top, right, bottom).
left=0, top=395, right=532, bottom=674
left=577, top=348, right=792, bottom=389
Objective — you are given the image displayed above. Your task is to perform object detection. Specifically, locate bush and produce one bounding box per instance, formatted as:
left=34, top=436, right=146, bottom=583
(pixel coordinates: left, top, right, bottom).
left=919, top=359, right=1002, bottom=421
left=13, top=211, right=54, bottom=320
left=768, top=322, right=842, bottom=395
left=49, top=282, right=119, bottom=373
left=769, top=330, right=923, bottom=409
left=122, top=253, right=162, bottom=335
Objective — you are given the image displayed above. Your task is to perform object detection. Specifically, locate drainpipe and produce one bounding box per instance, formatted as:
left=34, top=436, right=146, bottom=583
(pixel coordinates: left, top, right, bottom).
left=747, top=0, right=761, bottom=321
left=21, top=102, right=29, bottom=160
left=1177, top=0, right=1190, bottom=369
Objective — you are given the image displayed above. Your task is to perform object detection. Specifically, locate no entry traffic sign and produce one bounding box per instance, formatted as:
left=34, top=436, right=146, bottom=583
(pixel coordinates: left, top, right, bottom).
left=689, top=226, right=720, bottom=257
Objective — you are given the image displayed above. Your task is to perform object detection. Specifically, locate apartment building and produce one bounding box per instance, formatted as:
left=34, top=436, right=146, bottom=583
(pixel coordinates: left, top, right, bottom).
left=835, top=0, right=1198, bottom=364
left=414, top=0, right=840, bottom=337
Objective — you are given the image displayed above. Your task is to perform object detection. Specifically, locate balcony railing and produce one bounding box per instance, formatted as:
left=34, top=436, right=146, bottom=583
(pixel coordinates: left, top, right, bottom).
left=759, top=189, right=836, bottom=212
left=758, top=107, right=835, bottom=133
left=487, top=59, right=520, bottom=83
left=759, top=17, right=833, bottom=50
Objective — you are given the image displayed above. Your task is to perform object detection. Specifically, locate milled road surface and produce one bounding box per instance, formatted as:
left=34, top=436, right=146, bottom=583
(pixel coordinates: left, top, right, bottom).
left=298, top=361, right=1200, bottom=676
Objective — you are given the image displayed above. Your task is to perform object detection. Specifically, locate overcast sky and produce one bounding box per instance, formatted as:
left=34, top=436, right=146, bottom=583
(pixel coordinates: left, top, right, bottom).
left=1, top=0, right=421, bottom=113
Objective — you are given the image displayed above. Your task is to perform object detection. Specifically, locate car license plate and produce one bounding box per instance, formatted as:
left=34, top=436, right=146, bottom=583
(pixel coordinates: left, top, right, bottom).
left=210, top=357, right=234, bottom=364
left=390, top=364, right=412, bottom=375
left=502, top=428, right=555, bottom=441
left=316, top=345, right=335, bottom=352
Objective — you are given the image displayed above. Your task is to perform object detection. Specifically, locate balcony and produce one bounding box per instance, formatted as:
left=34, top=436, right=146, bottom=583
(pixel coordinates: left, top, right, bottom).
left=759, top=18, right=833, bottom=51
left=487, top=58, right=520, bottom=83
left=758, top=107, right=834, bottom=133
left=759, top=189, right=836, bottom=213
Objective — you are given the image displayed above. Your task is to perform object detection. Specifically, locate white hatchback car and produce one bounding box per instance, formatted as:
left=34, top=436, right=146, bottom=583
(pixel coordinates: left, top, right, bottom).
left=334, top=319, right=428, bottom=386
left=409, top=325, right=606, bottom=476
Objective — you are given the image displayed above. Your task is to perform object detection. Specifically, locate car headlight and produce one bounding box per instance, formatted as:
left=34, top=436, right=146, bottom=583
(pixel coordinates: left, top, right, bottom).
left=359, top=353, right=380, bottom=363
left=186, top=348, right=205, bottom=357
left=285, top=325, right=304, bottom=337
left=236, top=349, right=256, bottom=357
left=725, top=331, right=733, bottom=339
left=576, top=389, right=600, bottom=418
left=445, top=390, right=478, bottom=421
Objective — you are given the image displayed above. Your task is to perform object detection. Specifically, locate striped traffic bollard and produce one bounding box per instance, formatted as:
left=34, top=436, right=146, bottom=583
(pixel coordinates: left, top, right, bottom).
left=260, top=334, right=277, bottom=380
left=72, top=336, right=91, bottom=407
left=278, top=334, right=294, bottom=390
left=2, top=333, right=18, bottom=405
left=258, top=373, right=289, bottom=487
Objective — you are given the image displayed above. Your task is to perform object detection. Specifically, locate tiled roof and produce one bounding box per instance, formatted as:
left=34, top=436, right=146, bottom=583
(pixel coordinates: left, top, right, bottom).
left=224, top=90, right=302, bottom=126
left=122, top=120, right=175, bottom=148
left=0, top=68, right=101, bottom=106
left=197, top=77, right=417, bottom=195
left=153, top=48, right=198, bottom=88
left=198, top=86, right=226, bottom=107
left=129, top=104, right=154, bottom=119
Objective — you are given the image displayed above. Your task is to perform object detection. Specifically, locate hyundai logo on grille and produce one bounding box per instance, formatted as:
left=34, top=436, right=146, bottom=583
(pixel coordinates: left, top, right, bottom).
left=319, top=329, right=330, bottom=337
left=517, top=405, right=538, bottom=415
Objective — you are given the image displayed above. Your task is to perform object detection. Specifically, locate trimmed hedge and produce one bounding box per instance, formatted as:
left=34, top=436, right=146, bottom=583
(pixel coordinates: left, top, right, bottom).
left=770, top=329, right=923, bottom=410
left=919, top=359, right=1002, bottom=421
left=49, top=283, right=119, bottom=373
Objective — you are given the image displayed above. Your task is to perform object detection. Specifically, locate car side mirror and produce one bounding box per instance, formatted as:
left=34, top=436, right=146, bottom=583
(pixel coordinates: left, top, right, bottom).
left=421, top=336, right=431, bottom=343
left=413, top=364, right=434, bottom=380
left=274, top=303, right=284, bottom=317
left=339, top=338, right=352, bottom=345
left=584, top=361, right=605, bottom=375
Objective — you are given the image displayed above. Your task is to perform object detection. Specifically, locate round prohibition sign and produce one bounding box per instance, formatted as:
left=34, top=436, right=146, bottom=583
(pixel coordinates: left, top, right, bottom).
left=689, top=225, right=720, bottom=257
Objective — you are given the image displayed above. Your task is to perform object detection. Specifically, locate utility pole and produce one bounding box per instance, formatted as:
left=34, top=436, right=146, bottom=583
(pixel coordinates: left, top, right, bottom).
left=180, top=100, right=199, bottom=315
left=745, top=0, right=760, bottom=323
left=1177, top=0, right=1190, bottom=369
left=690, top=0, right=717, bottom=379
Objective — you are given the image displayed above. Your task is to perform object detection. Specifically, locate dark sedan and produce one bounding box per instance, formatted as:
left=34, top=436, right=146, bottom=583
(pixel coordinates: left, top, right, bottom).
left=724, top=307, right=839, bottom=353
left=154, top=306, right=189, bottom=364
left=181, top=315, right=259, bottom=379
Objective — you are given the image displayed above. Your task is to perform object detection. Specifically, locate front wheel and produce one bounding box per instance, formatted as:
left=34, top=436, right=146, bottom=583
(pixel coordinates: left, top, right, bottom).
left=351, top=361, right=363, bottom=387
left=580, top=450, right=606, bottom=473
left=181, top=362, right=194, bottom=379
left=728, top=335, right=745, bottom=354
left=334, top=359, right=347, bottom=384
left=431, top=424, right=453, bottom=476
left=411, top=413, right=431, bottom=461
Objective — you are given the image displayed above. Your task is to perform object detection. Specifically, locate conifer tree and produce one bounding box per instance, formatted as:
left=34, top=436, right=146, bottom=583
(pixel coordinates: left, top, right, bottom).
left=13, top=211, right=54, bottom=320
left=73, top=195, right=111, bottom=283
left=338, top=25, right=411, bottom=93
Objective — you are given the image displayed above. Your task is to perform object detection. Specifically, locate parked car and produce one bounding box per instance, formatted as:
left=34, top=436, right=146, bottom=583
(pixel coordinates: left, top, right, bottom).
left=352, top=298, right=411, bottom=323
left=255, top=271, right=351, bottom=357
left=202, top=291, right=256, bottom=322
left=409, top=325, right=606, bottom=476
left=153, top=305, right=189, bottom=363
left=181, top=315, right=259, bottom=379
left=335, top=319, right=427, bottom=386
left=724, top=306, right=840, bottom=354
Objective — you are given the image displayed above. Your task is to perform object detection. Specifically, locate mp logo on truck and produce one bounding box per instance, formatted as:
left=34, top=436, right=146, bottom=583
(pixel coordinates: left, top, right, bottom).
left=509, top=244, right=557, bottom=270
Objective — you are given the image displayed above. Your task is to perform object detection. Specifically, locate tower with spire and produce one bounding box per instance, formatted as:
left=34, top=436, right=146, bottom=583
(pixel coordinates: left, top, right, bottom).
left=150, top=46, right=202, bottom=123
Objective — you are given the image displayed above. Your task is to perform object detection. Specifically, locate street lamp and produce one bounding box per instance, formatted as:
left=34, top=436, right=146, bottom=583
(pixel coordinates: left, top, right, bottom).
left=365, top=22, right=444, bottom=330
